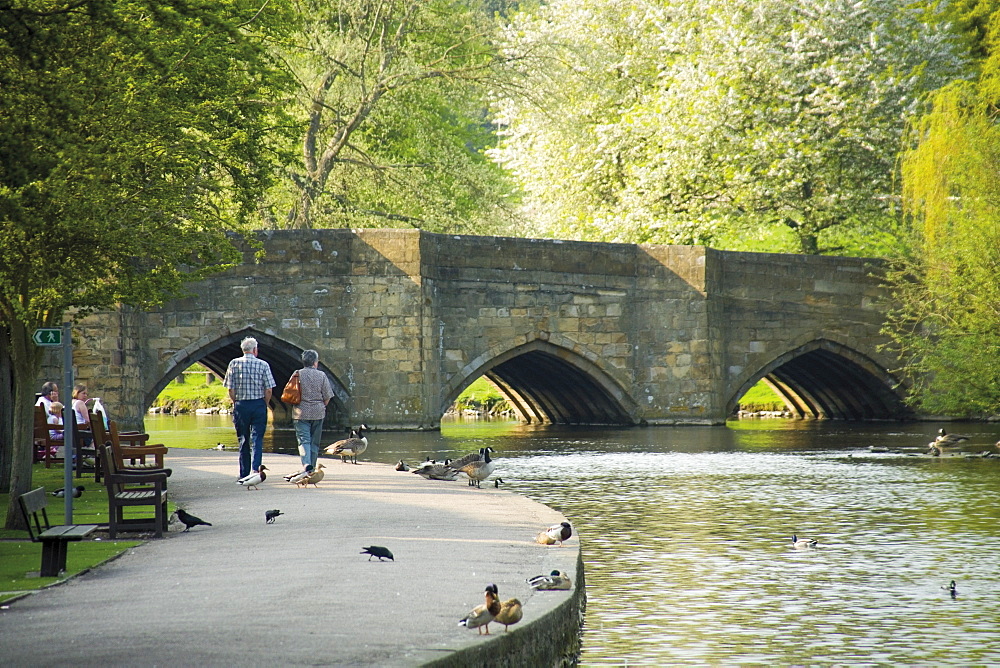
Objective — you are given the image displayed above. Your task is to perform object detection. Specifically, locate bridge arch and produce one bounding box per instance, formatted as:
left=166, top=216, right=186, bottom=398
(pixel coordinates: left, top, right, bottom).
left=726, top=339, right=909, bottom=420
left=148, top=327, right=351, bottom=425
left=442, top=336, right=639, bottom=425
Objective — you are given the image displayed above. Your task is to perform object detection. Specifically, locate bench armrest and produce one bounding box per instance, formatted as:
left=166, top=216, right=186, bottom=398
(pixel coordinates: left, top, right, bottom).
left=106, top=471, right=170, bottom=486
left=120, top=445, right=168, bottom=456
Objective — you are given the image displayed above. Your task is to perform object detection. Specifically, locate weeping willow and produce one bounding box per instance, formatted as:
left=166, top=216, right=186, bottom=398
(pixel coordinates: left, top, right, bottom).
left=886, top=57, right=1000, bottom=415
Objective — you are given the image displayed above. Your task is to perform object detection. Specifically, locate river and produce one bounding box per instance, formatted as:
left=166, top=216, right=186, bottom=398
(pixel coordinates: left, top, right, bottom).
left=146, top=414, right=1000, bottom=666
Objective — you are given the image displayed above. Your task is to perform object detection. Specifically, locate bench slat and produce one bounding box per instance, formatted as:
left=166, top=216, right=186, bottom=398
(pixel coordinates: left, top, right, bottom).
left=38, top=525, right=98, bottom=541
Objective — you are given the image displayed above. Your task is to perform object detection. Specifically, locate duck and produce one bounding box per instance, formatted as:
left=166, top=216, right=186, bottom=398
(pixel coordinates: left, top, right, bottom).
left=541, top=521, right=572, bottom=546
left=494, top=597, right=523, bottom=632
left=325, top=424, right=369, bottom=464
left=394, top=460, right=409, bottom=471
left=301, top=463, right=326, bottom=487
left=51, top=485, right=86, bottom=498
left=285, top=465, right=313, bottom=485
left=458, top=584, right=501, bottom=635
left=792, top=534, right=817, bottom=549
left=449, top=447, right=495, bottom=488
left=527, top=570, right=572, bottom=591
left=237, top=465, right=268, bottom=490
left=412, top=460, right=457, bottom=481
left=942, top=580, right=957, bottom=599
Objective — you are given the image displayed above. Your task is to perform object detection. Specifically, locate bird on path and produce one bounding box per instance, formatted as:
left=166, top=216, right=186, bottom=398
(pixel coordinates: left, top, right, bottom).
left=536, top=521, right=572, bottom=546
left=301, top=463, right=326, bottom=487
left=265, top=509, right=283, bottom=524
left=494, top=478, right=505, bottom=488
left=284, top=464, right=312, bottom=485
left=458, top=584, right=501, bottom=635
left=394, top=460, right=409, bottom=471
left=174, top=508, right=212, bottom=532
left=494, top=597, right=523, bottom=632
left=449, top=447, right=496, bottom=488
left=527, top=570, right=572, bottom=591
left=942, top=580, right=958, bottom=599
left=412, top=461, right=457, bottom=481
left=237, top=465, right=268, bottom=490
left=51, top=485, right=85, bottom=498
left=792, top=534, right=818, bottom=549
left=361, top=545, right=394, bottom=561
left=325, top=424, right=369, bottom=464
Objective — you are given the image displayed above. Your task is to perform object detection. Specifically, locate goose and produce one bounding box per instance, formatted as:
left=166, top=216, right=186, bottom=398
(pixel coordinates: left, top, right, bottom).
left=286, top=465, right=313, bottom=485
left=494, top=598, right=523, bottom=632
left=412, top=461, right=457, bottom=481
left=527, top=570, right=572, bottom=591
left=237, top=465, right=268, bottom=490
left=449, top=447, right=495, bottom=488
left=325, top=424, right=369, bottom=464
left=301, top=463, right=326, bottom=487
left=928, top=429, right=971, bottom=455
left=458, top=584, right=501, bottom=635
left=792, top=534, right=817, bottom=549
left=536, top=521, right=572, bottom=546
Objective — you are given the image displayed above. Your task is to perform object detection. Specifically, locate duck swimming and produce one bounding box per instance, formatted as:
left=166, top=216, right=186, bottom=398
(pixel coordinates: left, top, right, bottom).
left=792, top=534, right=818, bottom=549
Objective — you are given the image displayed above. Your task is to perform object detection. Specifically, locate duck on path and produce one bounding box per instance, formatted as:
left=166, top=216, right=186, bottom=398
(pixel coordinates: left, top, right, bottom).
left=458, top=584, right=501, bottom=635
left=527, top=571, right=572, bottom=591
left=536, top=521, right=572, bottom=546
left=325, top=424, right=369, bottom=464
left=237, top=465, right=268, bottom=490
left=494, top=597, right=523, bottom=632
left=301, top=463, right=326, bottom=487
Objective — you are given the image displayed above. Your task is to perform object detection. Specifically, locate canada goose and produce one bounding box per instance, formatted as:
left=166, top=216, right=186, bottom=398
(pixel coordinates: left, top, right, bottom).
left=412, top=461, right=457, bottom=481
left=450, top=447, right=495, bottom=488
left=458, top=584, right=501, bottom=635
left=325, top=424, right=369, bottom=464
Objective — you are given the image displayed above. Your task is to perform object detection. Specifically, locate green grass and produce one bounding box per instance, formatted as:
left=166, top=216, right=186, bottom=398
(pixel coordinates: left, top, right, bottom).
left=0, top=464, right=150, bottom=600
left=154, top=363, right=229, bottom=411
left=738, top=380, right=787, bottom=412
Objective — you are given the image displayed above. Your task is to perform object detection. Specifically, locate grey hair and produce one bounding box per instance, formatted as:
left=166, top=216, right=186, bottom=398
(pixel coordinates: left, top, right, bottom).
left=301, top=349, right=319, bottom=366
left=41, top=381, right=58, bottom=395
left=240, top=337, right=258, bottom=353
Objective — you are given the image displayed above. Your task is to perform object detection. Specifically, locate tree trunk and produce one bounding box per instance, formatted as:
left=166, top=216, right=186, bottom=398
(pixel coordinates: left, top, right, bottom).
left=3, top=320, right=44, bottom=530
left=0, top=325, right=12, bottom=493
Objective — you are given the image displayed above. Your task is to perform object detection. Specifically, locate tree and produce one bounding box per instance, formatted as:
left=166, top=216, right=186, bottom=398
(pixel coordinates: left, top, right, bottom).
left=267, top=0, right=521, bottom=234
left=0, top=0, right=295, bottom=527
left=490, top=0, right=967, bottom=254
left=883, top=9, right=1000, bottom=416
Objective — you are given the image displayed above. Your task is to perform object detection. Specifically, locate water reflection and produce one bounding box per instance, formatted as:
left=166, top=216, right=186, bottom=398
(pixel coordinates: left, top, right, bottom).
left=146, top=415, right=1000, bottom=665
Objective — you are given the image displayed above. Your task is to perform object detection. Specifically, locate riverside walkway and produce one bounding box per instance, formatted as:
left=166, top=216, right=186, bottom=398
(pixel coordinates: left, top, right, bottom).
left=0, top=449, right=582, bottom=666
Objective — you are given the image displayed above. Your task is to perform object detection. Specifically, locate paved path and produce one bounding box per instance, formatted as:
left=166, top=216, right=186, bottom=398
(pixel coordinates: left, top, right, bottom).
left=0, top=449, right=579, bottom=666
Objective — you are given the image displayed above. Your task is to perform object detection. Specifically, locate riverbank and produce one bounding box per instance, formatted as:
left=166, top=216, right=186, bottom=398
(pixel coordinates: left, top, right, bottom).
left=0, top=449, right=584, bottom=666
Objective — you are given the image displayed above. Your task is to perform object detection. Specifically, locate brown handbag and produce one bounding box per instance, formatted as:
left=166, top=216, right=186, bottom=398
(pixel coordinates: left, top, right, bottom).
left=281, top=371, right=301, bottom=404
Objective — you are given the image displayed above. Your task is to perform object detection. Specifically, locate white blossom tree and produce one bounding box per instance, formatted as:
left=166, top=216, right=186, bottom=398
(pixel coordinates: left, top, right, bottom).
left=490, top=0, right=967, bottom=254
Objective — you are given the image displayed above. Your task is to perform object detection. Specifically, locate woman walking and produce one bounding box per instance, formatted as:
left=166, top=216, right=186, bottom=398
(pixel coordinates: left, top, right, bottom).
left=292, top=349, right=334, bottom=470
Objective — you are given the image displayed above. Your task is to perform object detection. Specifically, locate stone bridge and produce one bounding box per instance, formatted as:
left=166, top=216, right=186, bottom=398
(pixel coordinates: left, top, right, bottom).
left=42, top=229, right=909, bottom=431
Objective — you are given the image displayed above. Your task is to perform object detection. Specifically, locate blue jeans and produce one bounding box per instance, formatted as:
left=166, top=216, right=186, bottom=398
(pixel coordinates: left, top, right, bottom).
left=294, top=419, right=324, bottom=469
left=233, top=398, right=267, bottom=478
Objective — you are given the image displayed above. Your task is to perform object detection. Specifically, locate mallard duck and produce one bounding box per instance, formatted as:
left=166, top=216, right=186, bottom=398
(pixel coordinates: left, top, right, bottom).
left=301, top=463, right=325, bottom=487
left=792, top=534, right=818, bottom=549
left=494, top=598, right=523, bottom=632
left=527, top=570, right=572, bottom=591
left=536, top=521, right=572, bottom=546
left=394, top=460, right=409, bottom=471
left=942, top=580, right=957, bottom=599
left=412, top=461, right=457, bottom=480
left=449, top=447, right=495, bottom=488
left=286, top=465, right=313, bottom=485
left=237, top=465, right=268, bottom=490
left=458, top=584, right=501, bottom=635
left=325, top=424, right=369, bottom=464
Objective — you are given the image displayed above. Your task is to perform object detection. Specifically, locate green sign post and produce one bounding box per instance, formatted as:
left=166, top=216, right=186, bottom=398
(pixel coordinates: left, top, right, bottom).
left=32, top=328, right=62, bottom=346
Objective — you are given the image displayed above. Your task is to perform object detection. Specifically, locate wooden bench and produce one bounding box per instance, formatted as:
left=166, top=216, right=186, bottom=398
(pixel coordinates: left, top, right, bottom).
left=101, top=443, right=170, bottom=538
left=17, top=487, right=98, bottom=577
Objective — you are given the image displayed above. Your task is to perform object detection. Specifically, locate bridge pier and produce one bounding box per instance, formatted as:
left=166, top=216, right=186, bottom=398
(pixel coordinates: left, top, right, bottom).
left=41, top=229, right=908, bottom=431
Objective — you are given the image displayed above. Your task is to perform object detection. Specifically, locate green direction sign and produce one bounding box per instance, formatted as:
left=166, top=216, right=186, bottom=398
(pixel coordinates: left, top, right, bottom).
left=32, top=328, right=63, bottom=346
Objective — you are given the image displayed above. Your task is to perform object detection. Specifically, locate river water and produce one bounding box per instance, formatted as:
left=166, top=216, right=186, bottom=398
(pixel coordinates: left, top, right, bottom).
left=146, top=414, right=1000, bottom=666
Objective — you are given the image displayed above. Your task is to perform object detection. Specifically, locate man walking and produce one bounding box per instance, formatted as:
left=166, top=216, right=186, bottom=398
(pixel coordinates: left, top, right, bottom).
left=223, top=336, right=275, bottom=479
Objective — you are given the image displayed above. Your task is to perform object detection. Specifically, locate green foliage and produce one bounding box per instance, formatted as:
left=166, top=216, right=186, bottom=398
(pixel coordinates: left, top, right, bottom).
left=268, top=0, right=522, bottom=234
left=885, top=8, right=1000, bottom=416
left=738, top=381, right=786, bottom=413
left=491, top=0, right=968, bottom=254
left=154, top=366, right=230, bottom=412
left=453, top=376, right=511, bottom=414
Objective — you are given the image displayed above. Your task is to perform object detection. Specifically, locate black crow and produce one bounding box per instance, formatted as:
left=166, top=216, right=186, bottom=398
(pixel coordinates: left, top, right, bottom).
left=361, top=545, right=394, bottom=561
left=265, top=509, right=283, bottom=524
left=175, top=508, right=212, bottom=532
